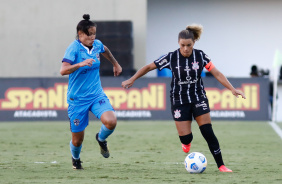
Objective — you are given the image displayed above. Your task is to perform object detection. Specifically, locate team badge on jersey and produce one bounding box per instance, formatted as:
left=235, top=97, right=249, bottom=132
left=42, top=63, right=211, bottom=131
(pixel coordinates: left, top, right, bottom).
left=74, top=119, right=80, bottom=126
left=96, top=53, right=100, bottom=61
left=192, top=62, right=199, bottom=70
left=174, top=109, right=181, bottom=119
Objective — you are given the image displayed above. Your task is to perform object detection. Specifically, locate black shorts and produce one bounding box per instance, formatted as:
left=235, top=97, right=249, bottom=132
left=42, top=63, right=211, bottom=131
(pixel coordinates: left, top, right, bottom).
left=171, top=98, right=210, bottom=121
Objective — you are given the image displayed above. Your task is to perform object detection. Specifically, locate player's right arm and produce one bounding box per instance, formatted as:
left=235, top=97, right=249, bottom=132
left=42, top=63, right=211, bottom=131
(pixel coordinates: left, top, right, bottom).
left=60, top=59, right=95, bottom=76
left=121, top=62, right=157, bottom=89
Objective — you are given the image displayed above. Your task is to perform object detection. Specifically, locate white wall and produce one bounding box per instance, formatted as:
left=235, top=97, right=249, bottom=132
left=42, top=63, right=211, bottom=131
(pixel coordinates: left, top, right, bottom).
left=1, top=0, right=281, bottom=78
left=147, top=0, right=282, bottom=78
left=0, top=0, right=147, bottom=77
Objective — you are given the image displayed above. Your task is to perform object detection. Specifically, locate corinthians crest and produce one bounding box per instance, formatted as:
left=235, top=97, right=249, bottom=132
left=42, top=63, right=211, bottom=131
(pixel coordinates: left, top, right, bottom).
left=192, top=61, right=199, bottom=70
left=174, top=109, right=181, bottom=119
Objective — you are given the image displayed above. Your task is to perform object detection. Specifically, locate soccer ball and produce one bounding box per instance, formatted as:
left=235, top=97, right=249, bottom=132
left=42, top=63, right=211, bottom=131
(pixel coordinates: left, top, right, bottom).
left=184, top=152, right=207, bottom=174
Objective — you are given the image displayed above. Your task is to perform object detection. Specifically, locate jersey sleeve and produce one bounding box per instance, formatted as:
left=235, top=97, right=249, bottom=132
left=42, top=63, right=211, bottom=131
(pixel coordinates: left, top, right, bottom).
left=201, top=51, right=215, bottom=72
left=94, top=39, right=105, bottom=53
left=62, top=43, right=78, bottom=65
left=154, top=53, right=171, bottom=71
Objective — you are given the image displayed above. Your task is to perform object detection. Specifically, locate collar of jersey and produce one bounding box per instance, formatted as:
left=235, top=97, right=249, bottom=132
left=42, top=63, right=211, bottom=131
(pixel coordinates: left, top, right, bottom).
left=178, top=48, right=194, bottom=59
left=76, top=39, right=94, bottom=55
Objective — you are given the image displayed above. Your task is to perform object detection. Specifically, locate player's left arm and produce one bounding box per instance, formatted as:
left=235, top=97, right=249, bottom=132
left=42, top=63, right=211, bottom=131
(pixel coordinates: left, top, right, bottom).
left=101, top=45, right=122, bottom=76
left=209, top=67, right=246, bottom=99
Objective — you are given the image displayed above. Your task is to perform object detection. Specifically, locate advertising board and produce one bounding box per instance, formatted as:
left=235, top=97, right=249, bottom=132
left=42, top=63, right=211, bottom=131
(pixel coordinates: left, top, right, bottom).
left=0, top=77, right=270, bottom=121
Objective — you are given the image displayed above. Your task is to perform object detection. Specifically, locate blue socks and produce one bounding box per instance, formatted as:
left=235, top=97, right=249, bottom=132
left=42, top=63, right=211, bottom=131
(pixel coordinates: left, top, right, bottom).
left=70, top=140, right=82, bottom=160
left=98, top=124, right=115, bottom=142
left=70, top=125, right=114, bottom=159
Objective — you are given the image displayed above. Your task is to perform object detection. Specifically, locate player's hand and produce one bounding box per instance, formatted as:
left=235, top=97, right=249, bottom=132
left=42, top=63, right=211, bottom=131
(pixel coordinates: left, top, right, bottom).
left=79, top=59, right=95, bottom=67
left=122, top=79, right=134, bottom=89
left=113, top=63, right=122, bottom=76
left=232, top=89, right=246, bottom=99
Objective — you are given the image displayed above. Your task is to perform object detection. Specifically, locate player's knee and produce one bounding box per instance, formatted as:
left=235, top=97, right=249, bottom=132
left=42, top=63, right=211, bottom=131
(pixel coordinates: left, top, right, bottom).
left=72, top=139, right=83, bottom=147
left=103, top=116, right=117, bottom=130
left=179, top=133, right=193, bottom=145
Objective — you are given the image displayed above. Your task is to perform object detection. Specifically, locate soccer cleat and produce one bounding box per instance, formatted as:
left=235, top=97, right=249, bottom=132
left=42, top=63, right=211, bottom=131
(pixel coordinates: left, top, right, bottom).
left=96, top=133, right=110, bottom=158
left=182, top=143, right=191, bottom=153
left=218, top=165, right=233, bottom=172
left=72, top=157, right=83, bottom=170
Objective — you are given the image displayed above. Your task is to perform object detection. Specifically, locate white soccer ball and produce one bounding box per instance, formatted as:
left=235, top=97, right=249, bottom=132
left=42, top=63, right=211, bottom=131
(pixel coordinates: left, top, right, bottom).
left=184, top=152, right=207, bottom=174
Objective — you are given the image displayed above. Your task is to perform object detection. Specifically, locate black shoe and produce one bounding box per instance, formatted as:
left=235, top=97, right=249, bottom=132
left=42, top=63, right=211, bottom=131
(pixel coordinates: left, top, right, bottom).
left=72, top=157, right=83, bottom=170
left=96, top=133, right=110, bottom=158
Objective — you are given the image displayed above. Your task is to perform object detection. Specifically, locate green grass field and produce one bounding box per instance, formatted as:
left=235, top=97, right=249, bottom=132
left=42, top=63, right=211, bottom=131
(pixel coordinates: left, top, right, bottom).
left=0, top=121, right=282, bottom=184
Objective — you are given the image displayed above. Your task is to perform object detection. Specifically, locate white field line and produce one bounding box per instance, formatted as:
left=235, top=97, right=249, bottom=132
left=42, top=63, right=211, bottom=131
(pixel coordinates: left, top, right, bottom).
left=268, top=121, right=282, bottom=140
left=34, top=161, right=58, bottom=164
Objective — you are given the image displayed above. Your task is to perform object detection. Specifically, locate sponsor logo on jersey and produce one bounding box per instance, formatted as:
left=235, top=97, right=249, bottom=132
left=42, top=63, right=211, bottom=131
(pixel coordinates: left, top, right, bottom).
left=99, top=99, right=105, bottom=105
left=195, top=101, right=208, bottom=110
left=93, top=48, right=100, bottom=53
left=159, top=59, right=168, bottom=65
left=184, top=66, right=191, bottom=71
left=178, top=79, right=198, bottom=85
left=186, top=76, right=192, bottom=81
left=81, top=66, right=99, bottom=74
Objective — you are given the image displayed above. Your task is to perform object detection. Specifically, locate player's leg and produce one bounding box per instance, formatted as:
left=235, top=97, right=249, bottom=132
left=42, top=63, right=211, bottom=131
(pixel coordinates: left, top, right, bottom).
left=172, top=103, right=193, bottom=153
left=175, top=121, right=193, bottom=153
left=70, top=131, right=84, bottom=170
left=96, top=111, right=116, bottom=158
left=68, top=104, right=89, bottom=169
left=70, top=131, right=84, bottom=159
left=99, top=111, right=117, bottom=140
left=193, top=99, right=232, bottom=172
left=91, top=95, right=116, bottom=158
left=194, top=113, right=232, bottom=172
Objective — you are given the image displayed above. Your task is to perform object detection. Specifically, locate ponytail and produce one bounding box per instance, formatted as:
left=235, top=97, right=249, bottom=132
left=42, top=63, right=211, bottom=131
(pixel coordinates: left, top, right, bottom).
left=178, top=24, right=203, bottom=41
left=186, top=24, right=203, bottom=41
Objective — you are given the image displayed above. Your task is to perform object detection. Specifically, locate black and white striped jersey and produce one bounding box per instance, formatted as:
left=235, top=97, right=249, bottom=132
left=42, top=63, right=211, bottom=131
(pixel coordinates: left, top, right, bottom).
left=154, top=49, right=213, bottom=105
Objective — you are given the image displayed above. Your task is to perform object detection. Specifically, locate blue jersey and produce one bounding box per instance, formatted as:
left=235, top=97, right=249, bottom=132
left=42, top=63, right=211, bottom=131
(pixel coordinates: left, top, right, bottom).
left=62, top=39, right=105, bottom=105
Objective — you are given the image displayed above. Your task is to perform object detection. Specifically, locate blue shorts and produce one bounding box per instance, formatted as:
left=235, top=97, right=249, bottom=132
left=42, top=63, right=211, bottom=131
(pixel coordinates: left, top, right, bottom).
left=68, top=95, right=114, bottom=133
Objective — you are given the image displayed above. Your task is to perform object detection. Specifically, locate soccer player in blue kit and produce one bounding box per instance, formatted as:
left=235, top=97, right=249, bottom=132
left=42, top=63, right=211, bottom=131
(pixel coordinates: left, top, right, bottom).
left=122, top=24, right=246, bottom=172
left=60, top=14, right=122, bottom=170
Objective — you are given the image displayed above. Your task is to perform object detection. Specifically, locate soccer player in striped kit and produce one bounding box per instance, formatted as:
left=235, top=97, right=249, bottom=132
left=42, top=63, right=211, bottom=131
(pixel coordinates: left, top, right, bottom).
left=122, top=24, right=245, bottom=172
left=60, top=14, right=122, bottom=169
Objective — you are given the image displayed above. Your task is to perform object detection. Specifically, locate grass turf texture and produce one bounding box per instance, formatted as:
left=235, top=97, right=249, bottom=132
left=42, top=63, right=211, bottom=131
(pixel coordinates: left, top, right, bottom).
left=0, top=121, right=281, bottom=184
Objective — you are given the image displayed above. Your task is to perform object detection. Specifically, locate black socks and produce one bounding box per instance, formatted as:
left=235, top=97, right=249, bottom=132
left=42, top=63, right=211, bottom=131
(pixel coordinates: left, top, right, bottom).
left=199, top=124, right=224, bottom=168
left=179, top=133, right=193, bottom=145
